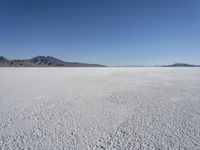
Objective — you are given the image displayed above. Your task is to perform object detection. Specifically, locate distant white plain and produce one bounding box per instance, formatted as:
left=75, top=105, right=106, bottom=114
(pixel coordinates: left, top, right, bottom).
left=0, top=68, right=200, bottom=149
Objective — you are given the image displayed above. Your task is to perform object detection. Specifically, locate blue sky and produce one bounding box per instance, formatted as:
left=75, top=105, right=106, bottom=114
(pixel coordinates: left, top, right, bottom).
left=0, top=0, right=200, bottom=65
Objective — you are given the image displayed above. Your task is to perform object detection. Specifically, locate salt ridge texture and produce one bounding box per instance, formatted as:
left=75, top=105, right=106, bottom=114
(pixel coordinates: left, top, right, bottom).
left=0, top=68, right=200, bottom=149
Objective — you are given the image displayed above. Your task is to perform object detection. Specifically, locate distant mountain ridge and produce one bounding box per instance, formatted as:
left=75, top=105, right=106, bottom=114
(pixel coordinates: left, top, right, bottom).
left=162, top=63, right=200, bottom=67
left=0, top=56, right=106, bottom=67
left=1, top=56, right=199, bottom=67
left=120, top=63, right=200, bottom=67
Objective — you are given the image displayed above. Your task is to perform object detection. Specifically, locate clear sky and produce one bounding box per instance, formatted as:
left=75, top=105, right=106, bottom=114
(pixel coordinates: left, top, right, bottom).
left=0, top=0, right=200, bottom=66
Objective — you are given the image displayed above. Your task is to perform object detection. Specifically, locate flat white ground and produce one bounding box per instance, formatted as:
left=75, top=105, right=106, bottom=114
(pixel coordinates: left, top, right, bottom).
left=0, top=68, right=200, bottom=149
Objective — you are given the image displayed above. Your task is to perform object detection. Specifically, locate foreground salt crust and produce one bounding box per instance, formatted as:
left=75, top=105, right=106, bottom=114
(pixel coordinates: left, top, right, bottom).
left=0, top=68, right=200, bottom=149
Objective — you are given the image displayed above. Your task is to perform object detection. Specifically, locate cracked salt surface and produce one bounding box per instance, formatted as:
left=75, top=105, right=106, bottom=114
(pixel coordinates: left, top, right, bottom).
left=0, top=67, right=200, bottom=149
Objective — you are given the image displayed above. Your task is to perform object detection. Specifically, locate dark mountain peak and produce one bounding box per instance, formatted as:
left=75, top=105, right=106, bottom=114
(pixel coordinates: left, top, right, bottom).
left=0, top=56, right=8, bottom=61
left=0, top=55, right=106, bottom=67
left=0, top=56, right=10, bottom=66
left=163, top=63, right=200, bottom=67
left=30, top=56, right=64, bottom=66
left=172, top=63, right=193, bottom=67
left=31, top=55, right=62, bottom=61
left=31, top=56, right=48, bottom=62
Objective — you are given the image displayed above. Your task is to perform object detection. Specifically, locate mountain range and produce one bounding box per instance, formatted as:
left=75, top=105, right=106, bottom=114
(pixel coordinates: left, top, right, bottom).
left=1, top=56, right=199, bottom=67
left=162, top=63, right=200, bottom=67
left=0, top=56, right=106, bottom=67
left=120, top=63, right=200, bottom=67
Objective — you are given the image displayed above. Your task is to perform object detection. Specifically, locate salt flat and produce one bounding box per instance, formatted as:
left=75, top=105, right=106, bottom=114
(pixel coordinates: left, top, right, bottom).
left=0, top=68, right=200, bottom=149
